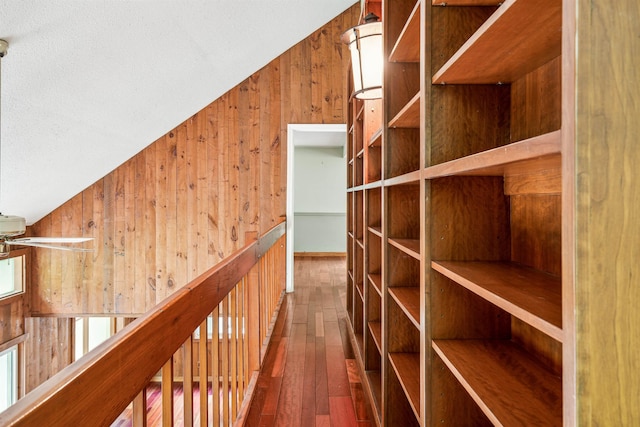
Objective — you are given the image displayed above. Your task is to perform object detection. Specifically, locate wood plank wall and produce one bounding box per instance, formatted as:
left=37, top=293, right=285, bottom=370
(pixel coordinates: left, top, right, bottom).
left=10, top=4, right=360, bottom=394
left=27, top=4, right=359, bottom=317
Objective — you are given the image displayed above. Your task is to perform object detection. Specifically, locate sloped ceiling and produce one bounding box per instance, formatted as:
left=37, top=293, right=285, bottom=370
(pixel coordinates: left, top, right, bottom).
left=0, top=0, right=356, bottom=225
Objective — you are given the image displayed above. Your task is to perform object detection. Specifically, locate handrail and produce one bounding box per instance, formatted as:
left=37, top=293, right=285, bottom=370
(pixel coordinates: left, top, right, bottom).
left=0, top=221, right=286, bottom=427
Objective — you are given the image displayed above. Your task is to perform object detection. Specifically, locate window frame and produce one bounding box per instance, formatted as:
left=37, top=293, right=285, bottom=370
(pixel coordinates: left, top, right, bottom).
left=0, top=248, right=28, bottom=302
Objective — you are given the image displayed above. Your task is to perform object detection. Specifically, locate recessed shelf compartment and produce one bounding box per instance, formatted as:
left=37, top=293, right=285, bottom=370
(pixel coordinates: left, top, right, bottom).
left=432, top=260, right=562, bottom=341
left=384, top=170, right=421, bottom=187
left=369, top=321, right=382, bottom=353
left=432, top=0, right=562, bottom=84
left=388, top=352, right=421, bottom=420
left=424, top=130, right=561, bottom=178
left=389, top=92, right=420, bottom=128
left=368, top=226, right=382, bottom=237
left=388, top=238, right=420, bottom=260
left=369, top=128, right=383, bottom=147
left=389, top=287, right=420, bottom=328
left=368, top=274, right=382, bottom=296
left=433, top=339, right=562, bottom=426
left=389, top=0, right=421, bottom=63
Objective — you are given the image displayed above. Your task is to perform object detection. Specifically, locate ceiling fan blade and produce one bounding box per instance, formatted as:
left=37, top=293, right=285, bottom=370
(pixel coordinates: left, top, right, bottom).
left=11, top=237, right=93, bottom=244
left=5, top=240, right=93, bottom=252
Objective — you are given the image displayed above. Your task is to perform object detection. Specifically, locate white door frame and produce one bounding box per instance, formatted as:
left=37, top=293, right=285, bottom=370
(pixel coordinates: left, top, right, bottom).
left=286, top=123, right=347, bottom=293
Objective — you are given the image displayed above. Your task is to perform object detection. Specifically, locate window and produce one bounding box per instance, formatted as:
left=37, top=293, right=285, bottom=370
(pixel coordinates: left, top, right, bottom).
left=0, top=254, right=24, bottom=299
left=74, top=317, right=113, bottom=360
left=0, top=346, right=17, bottom=411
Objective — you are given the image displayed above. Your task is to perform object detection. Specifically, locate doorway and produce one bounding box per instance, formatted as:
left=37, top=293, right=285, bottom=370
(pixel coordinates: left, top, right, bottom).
left=286, top=124, right=347, bottom=292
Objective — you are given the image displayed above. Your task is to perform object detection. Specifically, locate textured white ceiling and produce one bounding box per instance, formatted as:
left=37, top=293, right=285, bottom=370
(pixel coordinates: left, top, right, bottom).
left=0, top=0, right=355, bottom=225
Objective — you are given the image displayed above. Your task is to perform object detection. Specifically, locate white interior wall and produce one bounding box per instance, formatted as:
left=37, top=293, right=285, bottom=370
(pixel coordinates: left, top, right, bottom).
left=293, top=146, right=346, bottom=253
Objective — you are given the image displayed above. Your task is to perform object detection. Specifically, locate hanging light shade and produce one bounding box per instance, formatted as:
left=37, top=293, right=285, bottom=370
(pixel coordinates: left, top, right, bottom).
left=342, top=13, right=382, bottom=100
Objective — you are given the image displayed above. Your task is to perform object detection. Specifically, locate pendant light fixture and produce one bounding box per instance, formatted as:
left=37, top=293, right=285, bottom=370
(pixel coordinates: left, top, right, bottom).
left=342, top=13, right=383, bottom=100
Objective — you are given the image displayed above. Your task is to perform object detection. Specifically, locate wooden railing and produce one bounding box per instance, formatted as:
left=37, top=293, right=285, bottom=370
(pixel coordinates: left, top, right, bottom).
left=0, top=221, right=286, bottom=427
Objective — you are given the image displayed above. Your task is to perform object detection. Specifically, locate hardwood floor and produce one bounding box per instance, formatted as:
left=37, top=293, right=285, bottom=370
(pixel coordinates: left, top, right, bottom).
left=245, top=256, right=372, bottom=426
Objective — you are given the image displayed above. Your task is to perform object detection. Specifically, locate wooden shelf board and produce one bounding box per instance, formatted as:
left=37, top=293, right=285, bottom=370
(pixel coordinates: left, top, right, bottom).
left=433, top=0, right=501, bottom=4
left=356, top=104, right=365, bottom=121
left=368, top=274, right=383, bottom=296
left=424, top=130, right=561, bottom=178
left=389, top=0, right=421, bottom=63
left=433, top=339, right=562, bottom=426
left=363, top=181, right=383, bottom=190
left=356, top=281, right=365, bottom=301
left=366, top=370, right=383, bottom=421
left=369, top=128, right=383, bottom=147
left=388, top=352, right=421, bottom=420
left=432, top=0, right=562, bottom=84
left=388, top=238, right=421, bottom=260
left=432, top=261, right=562, bottom=341
left=357, top=148, right=365, bottom=159
left=348, top=231, right=354, bottom=239
left=356, top=238, right=365, bottom=249
left=389, top=287, right=420, bottom=329
left=368, top=321, right=383, bottom=354
left=354, top=332, right=364, bottom=356
left=368, top=226, right=383, bottom=237
left=348, top=270, right=354, bottom=282
left=383, top=170, right=421, bottom=187
left=388, top=92, right=420, bottom=128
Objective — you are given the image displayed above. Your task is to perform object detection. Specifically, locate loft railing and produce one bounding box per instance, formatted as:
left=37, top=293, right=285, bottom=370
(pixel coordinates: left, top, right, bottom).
left=0, top=221, right=286, bottom=427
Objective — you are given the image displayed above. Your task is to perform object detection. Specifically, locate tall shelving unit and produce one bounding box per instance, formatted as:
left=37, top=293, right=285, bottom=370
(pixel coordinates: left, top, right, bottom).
left=348, top=0, right=640, bottom=424
left=344, top=0, right=591, bottom=425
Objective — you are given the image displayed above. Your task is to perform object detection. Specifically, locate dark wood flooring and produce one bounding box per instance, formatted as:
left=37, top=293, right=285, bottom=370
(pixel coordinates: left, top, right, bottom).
left=245, top=256, right=371, bottom=426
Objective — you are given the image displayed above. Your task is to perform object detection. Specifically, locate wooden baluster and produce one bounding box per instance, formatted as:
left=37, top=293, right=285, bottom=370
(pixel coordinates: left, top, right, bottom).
left=161, top=358, right=173, bottom=427
left=221, top=295, right=230, bottom=425
left=198, top=317, right=208, bottom=427
left=183, top=337, right=194, bottom=427
left=230, top=286, right=238, bottom=419
left=238, top=279, right=246, bottom=401
left=245, top=264, right=260, bottom=371
left=212, top=306, right=220, bottom=427
left=132, top=387, right=147, bottom=427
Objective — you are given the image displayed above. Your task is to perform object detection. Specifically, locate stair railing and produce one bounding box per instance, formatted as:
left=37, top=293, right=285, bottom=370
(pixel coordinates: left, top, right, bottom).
left=0, top=221, right=286, bottom=427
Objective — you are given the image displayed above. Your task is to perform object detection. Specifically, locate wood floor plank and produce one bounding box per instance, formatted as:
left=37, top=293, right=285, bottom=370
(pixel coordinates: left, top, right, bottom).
left=326, top=344, right=350, bottom=397
left=329, top=396, right=358, bottom=427
left=261, top=376, right=282, bottom=416
left=316, top=414, right=331, bottom=427
left=315, top=312, right=325, bottom=337
left=246, top=257, right=371, bottom=427
left=301, top=336, right=317, bottom=426
left=270, top=337, right=288, bottom=378
left=315, top=337, right=330, bottom=415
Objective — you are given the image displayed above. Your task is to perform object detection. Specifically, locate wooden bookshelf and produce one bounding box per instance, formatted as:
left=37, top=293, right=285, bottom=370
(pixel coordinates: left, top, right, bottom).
left=346, top=0, right=640, bottom=425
